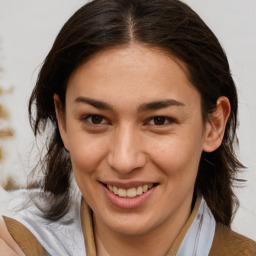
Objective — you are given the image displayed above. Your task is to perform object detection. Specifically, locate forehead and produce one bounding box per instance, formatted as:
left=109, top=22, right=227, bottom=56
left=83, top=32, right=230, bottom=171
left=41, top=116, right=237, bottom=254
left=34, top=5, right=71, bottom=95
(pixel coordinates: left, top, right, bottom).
left=66, top=44, right=200, bottom=108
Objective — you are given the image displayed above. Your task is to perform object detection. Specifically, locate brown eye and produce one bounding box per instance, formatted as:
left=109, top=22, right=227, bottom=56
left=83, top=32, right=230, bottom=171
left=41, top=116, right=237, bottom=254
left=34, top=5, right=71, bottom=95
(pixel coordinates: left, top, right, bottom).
left=147, top=116, right=176, bottom=127
left=86, top=115, right=106, bottom=125
left=153, top=116, right=167, bottom=125
left=91, top=115, right=103, bottom=124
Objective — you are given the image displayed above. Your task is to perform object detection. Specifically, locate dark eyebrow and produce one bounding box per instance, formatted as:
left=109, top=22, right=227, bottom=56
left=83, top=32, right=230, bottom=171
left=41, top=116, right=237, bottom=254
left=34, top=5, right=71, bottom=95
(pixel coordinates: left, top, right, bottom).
left=138, top=99, right=185, bottom=112
left=74, top=97, right=184, bottom=112
left=74, top=97, right=113, bottom=110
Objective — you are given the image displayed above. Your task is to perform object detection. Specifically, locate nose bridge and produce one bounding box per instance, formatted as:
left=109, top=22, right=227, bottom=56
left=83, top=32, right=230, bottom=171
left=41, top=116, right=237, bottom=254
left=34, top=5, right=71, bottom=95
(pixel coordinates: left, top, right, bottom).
left=108, top=124, right=145, bottom=173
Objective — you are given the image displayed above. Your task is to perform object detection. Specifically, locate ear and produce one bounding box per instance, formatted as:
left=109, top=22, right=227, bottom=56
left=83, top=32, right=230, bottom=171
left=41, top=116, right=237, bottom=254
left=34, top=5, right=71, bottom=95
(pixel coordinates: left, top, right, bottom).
left=202, top=96, right=231, bottom=152
left=53, top=94, right=70, bottom=151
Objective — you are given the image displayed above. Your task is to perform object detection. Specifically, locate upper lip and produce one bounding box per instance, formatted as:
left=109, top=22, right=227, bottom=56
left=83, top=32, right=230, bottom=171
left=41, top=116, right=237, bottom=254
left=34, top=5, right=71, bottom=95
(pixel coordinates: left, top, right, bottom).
left=100, top=181, right=158, bottom=189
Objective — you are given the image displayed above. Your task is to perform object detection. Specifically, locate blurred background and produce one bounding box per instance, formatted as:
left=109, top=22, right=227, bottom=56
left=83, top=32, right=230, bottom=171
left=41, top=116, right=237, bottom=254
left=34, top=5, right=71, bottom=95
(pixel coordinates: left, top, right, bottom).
left=0, top=0, right=255, bottom=240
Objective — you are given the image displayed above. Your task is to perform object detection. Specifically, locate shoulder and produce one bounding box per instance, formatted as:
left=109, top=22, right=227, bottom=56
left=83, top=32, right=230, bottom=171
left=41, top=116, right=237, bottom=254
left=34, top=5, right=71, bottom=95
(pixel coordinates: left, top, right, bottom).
left=0, top=215, right=48, bottom=256
left=0, top=215, right=26, bottom=255
left=0, top=187, right=83, bottom=255
left=209, top=222, right=256, bottom=256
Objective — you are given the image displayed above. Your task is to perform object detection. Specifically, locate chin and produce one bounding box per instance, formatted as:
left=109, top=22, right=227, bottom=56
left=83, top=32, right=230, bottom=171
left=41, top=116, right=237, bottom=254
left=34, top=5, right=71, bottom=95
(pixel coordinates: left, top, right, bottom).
left=111, top=223, right=152, bottom=236
left=101, top=211, right=159, bottom=236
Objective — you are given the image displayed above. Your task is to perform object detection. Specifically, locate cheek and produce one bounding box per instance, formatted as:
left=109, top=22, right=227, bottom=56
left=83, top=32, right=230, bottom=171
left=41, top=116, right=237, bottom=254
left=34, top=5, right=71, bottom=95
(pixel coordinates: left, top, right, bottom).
left=149, top=132, right=203, bottom=177
left=69, top=136, right=108, bottom=200
left=68, top=134, right=107, bottom=175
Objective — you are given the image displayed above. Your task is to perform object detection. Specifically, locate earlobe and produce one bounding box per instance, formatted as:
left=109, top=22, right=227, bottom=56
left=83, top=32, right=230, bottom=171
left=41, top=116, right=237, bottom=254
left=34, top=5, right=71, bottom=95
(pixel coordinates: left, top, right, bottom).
left=53, top=94, right=69, bottom=151
left=202, top=96, right=231, bottom=152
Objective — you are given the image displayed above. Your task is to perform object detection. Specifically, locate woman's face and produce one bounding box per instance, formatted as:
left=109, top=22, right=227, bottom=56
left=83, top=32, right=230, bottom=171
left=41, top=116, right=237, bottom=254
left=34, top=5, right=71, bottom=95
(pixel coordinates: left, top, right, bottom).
left=56, top=44, right=212, bottom=236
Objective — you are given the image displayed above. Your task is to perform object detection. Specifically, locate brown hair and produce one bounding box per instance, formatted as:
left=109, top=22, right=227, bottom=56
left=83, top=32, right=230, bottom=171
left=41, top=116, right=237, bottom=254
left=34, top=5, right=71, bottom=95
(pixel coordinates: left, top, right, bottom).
left=29, top=0, right=244, bottom=226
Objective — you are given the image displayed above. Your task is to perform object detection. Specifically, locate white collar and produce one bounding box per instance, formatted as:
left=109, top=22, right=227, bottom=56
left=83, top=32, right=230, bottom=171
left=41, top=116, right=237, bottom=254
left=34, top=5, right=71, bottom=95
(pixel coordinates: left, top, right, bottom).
left=3, top=189, right=216, bottom=256
left=3, top=188, right=86, bottom=256
left=177, top=197, right=216, bottom=255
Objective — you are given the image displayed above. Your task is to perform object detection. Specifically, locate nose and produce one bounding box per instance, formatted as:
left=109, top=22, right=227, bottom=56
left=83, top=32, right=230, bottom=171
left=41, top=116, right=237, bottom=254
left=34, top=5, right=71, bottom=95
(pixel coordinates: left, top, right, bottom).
left=107, top=125, right=146, bottom=174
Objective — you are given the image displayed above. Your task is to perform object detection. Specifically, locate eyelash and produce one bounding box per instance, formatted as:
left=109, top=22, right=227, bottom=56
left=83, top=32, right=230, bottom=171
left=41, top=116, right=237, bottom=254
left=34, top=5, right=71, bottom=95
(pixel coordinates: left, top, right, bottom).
left=82, top=115, right=110, bottom=126
left=146, top=116, right=177, bottom=126
left=82, top=115, right=176, bottom=127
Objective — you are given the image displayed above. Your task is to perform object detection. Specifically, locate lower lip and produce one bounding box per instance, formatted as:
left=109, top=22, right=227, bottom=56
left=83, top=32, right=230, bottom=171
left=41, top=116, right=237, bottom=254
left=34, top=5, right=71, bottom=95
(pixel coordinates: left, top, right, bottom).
left=101, top=184, right=157, bottom=209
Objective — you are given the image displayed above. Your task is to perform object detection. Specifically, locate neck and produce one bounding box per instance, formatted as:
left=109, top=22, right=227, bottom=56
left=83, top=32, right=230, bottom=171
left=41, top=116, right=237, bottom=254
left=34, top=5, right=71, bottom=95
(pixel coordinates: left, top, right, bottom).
left=93, top=199, right=192, bottom=256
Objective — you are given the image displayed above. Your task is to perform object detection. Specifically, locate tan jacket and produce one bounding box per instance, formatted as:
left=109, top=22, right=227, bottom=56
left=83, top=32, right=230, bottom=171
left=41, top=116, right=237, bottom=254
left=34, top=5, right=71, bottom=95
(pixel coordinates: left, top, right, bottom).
left=1, top=200, right=256, bottom=256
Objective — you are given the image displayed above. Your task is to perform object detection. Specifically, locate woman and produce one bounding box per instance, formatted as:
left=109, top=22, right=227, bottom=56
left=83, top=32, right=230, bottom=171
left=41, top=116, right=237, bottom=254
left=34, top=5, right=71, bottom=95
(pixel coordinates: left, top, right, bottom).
left=0, top=0, right=255, bottom=255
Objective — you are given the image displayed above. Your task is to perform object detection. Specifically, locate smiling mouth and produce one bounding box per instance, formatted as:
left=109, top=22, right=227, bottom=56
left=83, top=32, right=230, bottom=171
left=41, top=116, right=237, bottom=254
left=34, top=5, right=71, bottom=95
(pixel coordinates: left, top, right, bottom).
left=105, top=183, right=157, bottom=198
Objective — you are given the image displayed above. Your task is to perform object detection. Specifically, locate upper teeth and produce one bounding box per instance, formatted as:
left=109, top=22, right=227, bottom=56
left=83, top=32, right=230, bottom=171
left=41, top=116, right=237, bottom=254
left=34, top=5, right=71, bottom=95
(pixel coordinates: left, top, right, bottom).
left=107, top=184, right=153, bottom=198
